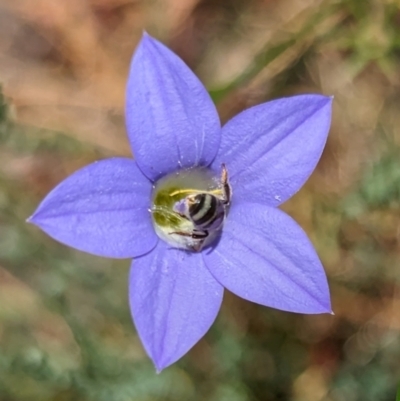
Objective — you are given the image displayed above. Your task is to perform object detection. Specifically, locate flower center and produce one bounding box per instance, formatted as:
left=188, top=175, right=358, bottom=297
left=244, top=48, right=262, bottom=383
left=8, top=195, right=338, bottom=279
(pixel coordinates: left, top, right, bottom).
left=151, top=165, right=231, bottom=252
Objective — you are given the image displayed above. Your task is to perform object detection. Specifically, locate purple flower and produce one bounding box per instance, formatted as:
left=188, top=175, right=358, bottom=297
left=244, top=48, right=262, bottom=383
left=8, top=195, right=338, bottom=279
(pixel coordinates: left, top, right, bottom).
left=29, top=32, right=333, bottom=372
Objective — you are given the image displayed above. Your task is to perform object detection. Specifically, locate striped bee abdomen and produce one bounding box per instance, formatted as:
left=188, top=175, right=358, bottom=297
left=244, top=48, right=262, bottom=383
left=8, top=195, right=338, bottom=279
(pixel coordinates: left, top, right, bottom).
left=188, top=194, right=225, bottom=230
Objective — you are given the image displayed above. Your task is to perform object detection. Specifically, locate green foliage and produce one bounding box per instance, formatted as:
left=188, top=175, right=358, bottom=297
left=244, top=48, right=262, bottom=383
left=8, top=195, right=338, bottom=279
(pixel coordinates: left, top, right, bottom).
left=342, top=149, right=400, bottom=217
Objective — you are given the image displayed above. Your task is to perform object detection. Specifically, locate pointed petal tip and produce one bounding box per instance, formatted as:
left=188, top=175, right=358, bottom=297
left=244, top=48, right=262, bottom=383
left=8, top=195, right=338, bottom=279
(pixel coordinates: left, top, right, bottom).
left=153, top=352, right=181, bottom=372
left=134, top=31, right=156, bottom=56
left=325, top=94, right=334, bottom=105
left=139, top=31, right=160, bottom=51
left=320, top=94, right=334, bottom=110
left=316, top=302, right=333, bottom=315
left=287, top=300, right=332, bottom=315
left=301, top=93, right=333, bottom=108
left=25, top=211, right=47, bottom=228
left=26, top=213, right=38, bottom=225
left=309, top=296, right=332, bottom=315
left=141, top=30, right=152, bottom=43
left=311, top=93, right=333, bottom=106
left=154, top=359, right=169, bottom=374
left=155, top=364, right=163, bottom=374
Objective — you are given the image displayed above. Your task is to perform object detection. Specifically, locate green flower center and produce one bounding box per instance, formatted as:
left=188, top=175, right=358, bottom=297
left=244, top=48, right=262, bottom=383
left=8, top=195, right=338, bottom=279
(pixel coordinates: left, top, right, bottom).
left=150, top=167, right=229, bottom=252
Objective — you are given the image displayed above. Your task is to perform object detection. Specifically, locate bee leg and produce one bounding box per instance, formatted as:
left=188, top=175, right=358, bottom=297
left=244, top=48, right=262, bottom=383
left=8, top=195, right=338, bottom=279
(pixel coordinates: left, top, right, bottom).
left=169, top=230, right=192, bottom=237
left=192, top=230, right=209, bottom=239
left=220, top=163, right=231, bottom=205
left=169, top=230, right=208, bottom=239
left=169, top=230, right=208, bottom=252
left=191, top=230, right=208, bottom=252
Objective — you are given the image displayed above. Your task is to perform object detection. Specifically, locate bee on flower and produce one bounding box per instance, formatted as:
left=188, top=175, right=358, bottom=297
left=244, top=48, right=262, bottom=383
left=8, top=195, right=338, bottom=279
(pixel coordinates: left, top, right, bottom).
left=28, top=32, right=333, bottom=372
left=151, top=163, right=231, bottom=252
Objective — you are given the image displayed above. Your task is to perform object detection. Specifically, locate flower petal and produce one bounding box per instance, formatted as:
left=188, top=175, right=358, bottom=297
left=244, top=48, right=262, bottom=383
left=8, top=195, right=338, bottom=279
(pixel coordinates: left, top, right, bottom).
left=203, top=202, right=331, bottom=314
left=126, top=33, right=221, bottom=181
left=129, top=242, right=223, bottom=371
left=212, top=95, right=332, bottom=207
left=28, top=158, right=157, bottom=258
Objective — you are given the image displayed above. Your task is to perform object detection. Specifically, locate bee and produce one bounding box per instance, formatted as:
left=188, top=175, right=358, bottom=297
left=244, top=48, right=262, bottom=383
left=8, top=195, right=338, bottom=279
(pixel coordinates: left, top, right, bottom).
left=168, top=164, right=231, bottom=252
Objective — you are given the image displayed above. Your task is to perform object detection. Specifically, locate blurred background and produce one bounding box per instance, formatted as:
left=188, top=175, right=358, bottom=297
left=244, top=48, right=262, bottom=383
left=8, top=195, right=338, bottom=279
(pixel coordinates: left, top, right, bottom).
left=1, top=0, right=400, bottom=400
